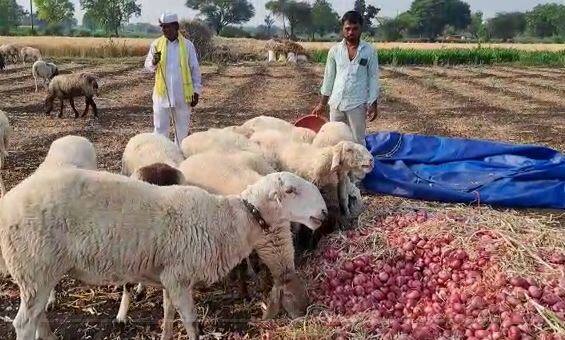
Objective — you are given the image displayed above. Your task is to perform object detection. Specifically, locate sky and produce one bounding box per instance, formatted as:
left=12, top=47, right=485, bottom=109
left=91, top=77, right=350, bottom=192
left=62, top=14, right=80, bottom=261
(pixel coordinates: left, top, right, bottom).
left=16, top=0, right=562, bottom=26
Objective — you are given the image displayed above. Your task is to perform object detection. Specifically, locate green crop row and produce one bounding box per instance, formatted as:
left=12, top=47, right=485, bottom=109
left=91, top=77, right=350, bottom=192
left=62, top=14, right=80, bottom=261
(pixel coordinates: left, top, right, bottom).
left=310, top=48, right=565, bottom=66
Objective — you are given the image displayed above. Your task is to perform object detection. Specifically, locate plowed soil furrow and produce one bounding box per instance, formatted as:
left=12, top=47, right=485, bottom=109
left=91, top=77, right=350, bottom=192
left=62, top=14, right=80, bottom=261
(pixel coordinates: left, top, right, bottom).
left=382, top=67, right=509, bottom=113
left=414, top=67, right=565, bottom=109
left=496, top=66, right=565, bottom=80
left=390, top=67, right=544, bottom=113
left=459, top=67, right=565, bottom=93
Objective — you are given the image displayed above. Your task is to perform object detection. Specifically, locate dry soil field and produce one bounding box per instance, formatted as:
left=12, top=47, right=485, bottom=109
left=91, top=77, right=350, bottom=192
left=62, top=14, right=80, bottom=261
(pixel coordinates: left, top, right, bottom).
left=0, top=58, right=564, bottom=339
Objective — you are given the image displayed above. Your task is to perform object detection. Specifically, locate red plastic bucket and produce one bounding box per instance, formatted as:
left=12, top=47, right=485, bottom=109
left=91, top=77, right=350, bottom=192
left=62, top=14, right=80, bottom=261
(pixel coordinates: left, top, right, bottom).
left=294, top=114, right=328, bottom=133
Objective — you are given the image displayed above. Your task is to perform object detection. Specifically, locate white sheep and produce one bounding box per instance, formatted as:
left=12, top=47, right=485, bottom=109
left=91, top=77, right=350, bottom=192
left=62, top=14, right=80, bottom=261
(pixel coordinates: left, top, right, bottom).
left=179, top=151, right=275, bottom=196
left=36, top=135, right=97, bottom=172
left=242, top=116, right=316, bottom=143
left=121, top=132, right=185, bottom=176
left=45, top=72, right=100, bottom=118
left=277, top=140, right=373, bottom=218
left=0, top=170, right=327, bottom=340
left=312, top=122, right=355, bottom=148
left=0, top=110, right=11, bottom=197
left=20, top=46, right=42, bottom=65
left=32, top=60, right=59, bottom=92
left=180, top=128, right=263, bottom=158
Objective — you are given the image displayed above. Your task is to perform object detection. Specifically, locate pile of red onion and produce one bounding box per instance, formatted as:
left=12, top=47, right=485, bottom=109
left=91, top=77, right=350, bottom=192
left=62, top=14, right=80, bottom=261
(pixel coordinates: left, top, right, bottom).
left=309, top=211, right=565, bottom=339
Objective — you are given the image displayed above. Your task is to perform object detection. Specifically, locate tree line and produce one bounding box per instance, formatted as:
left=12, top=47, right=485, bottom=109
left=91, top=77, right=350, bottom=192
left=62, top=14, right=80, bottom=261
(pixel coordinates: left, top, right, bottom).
left=1, top=0, right=564, bottom=43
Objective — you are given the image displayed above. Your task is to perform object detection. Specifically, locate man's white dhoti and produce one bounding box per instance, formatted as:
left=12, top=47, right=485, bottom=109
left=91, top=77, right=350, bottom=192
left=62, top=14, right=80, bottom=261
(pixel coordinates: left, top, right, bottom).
left=145, top=36, right=202, bottom=144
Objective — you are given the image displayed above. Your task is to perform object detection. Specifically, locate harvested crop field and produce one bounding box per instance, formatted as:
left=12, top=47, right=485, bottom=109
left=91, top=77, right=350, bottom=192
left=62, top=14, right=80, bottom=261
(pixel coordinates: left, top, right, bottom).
left=0, top=59, right=564, bottom=339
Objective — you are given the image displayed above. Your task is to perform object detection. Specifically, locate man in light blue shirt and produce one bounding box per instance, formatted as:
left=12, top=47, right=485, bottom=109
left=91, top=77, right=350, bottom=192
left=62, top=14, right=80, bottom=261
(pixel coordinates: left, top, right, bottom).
left=312, top=11, right=379, bottom=147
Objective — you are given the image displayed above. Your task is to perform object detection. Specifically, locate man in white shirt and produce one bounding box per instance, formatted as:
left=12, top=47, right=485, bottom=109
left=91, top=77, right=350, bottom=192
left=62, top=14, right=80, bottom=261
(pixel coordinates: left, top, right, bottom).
left=312, top=11, right=379, bottom=147
left=145, top=12, right=202, bottom=144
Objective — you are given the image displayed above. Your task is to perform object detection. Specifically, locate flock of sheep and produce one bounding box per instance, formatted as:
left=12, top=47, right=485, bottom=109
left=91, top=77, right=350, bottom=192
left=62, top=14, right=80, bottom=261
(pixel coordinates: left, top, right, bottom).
left=0, top=109, right=373, bottom=339
left=1, top=44, right=100, bottom=119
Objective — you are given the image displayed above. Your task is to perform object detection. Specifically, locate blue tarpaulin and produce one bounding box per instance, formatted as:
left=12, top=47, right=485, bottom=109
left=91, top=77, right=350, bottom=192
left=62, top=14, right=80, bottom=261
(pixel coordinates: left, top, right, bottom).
left=362, top=132, right=565, bottom=209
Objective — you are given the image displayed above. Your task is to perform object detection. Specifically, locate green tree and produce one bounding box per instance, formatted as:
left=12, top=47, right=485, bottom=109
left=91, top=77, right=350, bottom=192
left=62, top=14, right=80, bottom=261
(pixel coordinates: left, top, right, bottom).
left=408, top=0, right=471, bottom=39
left=354, top=0, right=380, bottom=32
left=80, top=0, right=141, bottom=36
left=467, top=11, right=484, bottom=39
left=526, top=3, right=565, bottom=38
left=266, top=0, right=289, bottom=37
left=311, top=0, right=338, bottom=38
left=264, top=14, right=275, bottom=36
left=34, top=0, right=75, bottom=28
left=0, top=0, right=24, bottom=34
left=186, top=0, right=255, bottom=35
left=82, top=10, right=99, bottom=31
left=486, top=12, right=526, bottom=41
left=285, top=1, right=312, bottom=39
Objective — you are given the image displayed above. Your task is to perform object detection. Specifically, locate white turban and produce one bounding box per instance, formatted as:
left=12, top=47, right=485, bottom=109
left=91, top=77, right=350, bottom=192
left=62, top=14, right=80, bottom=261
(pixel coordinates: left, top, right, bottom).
left=159, top=12, right=178, bottom=25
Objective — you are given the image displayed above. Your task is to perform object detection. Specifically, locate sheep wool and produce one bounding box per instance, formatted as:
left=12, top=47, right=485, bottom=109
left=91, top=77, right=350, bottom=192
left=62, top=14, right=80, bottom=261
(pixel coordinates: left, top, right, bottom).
left=312, top=122, right=355, bottom=148
left=121, top=132, right=185, bottom=176
left=37, top=135, right=97, bottom=172
left=0, top=169, right=327, bottom=339
left=45, top=72, right=99, bottom=118
left=32, top=60, right=59, bottom=92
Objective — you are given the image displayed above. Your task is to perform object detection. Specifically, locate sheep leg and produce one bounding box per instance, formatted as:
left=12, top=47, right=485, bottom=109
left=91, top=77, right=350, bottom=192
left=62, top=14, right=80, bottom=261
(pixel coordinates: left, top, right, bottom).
left=13, top=285, right=53, bottom=340
left=338, top=176, right=351, bottom=217
left=82, top=98, right=90, bottom=117
left=44, top=289, right=56, bottom=311
left=161, top=289, right=176, bottom=340
left=133, top=283, right=145, bottom=301
left=35, top=312, right=56, bottom=340
left=69, top=98, right=80, bottom=119
left=44, top=94, right=56, bottom=116
left=58, top=99, right=64, bottom=118
left=89, top=97, right=98, bottom=118
left=115, top=284, right=131, bottom=324
left=34, top=76, right=38, bottom=92
left=162, top=284, right=199, bottom=340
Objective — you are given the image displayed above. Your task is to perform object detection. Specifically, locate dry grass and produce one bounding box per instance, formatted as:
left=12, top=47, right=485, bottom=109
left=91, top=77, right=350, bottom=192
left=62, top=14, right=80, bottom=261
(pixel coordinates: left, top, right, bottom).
left=0, top=36, right=152, bottom=58
left=1, top=36, right=564, bottom=60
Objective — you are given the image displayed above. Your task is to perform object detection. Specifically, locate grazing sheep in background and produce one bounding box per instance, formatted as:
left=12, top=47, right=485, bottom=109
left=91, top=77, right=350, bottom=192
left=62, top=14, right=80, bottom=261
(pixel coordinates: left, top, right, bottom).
left=0, top=110, right=11, bottom=197
left=20, top=47, right=42, bottom=65
left=32, top=60, right=59, bottom=92
left=0, top=44, right=20, bottom=64
left=313, top=122, right=355, bottom=148
left=121, top=132, right=184, bottom=176
left=0, top=170, right=327, bottom=340
left=45, top=72, right=99, bottom=118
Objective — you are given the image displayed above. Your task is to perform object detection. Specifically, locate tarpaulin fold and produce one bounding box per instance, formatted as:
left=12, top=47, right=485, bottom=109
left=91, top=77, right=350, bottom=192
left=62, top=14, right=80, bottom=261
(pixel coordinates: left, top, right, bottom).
left=362, top=132, right=565, bottom=209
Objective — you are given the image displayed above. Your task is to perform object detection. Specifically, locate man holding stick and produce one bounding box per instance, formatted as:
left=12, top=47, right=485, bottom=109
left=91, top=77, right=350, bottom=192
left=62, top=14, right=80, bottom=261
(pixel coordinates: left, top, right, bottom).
left=145, top=12, right=202, bottom=144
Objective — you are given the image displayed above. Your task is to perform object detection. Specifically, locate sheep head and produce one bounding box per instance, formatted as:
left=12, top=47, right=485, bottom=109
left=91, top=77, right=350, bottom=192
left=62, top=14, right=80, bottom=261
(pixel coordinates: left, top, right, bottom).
left=263, top=271, right=309, bottom=319
left=243, top=172, right=327, bottom=232
left=81, top=73, right=99, bottom=97
left=331, top=141, right=374, bottom=178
